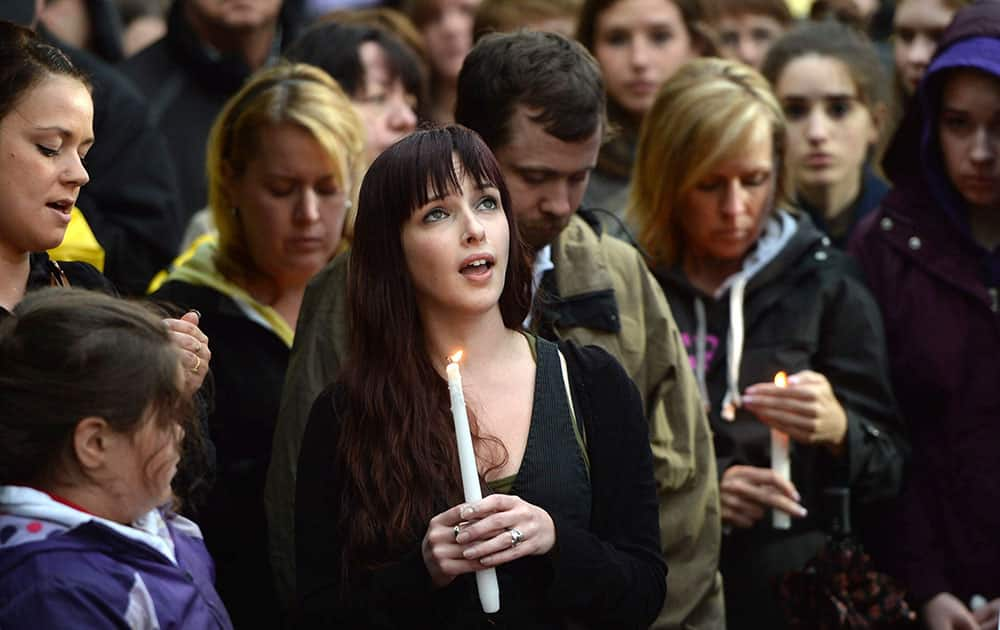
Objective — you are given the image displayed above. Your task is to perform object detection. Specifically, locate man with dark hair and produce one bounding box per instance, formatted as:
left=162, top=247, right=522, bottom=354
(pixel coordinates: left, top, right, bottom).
left=265, top=30, right=724, bottom=629
left=457, top=31, right=724, bottom=629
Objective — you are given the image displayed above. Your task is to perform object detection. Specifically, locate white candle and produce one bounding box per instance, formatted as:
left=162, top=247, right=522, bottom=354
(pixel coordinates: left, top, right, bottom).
left=771, top=371, right=791, bottom=530
left=446, top=351, right=500, bottom=613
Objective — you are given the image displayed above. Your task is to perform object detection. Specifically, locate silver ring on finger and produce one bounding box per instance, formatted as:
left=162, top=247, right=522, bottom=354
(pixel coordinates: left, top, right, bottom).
left=508, top=527, right=523, bottom=548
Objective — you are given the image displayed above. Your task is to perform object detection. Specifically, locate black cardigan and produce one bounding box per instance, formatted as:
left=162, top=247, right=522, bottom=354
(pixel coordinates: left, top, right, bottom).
left=294, top=341, right=666, bottom=629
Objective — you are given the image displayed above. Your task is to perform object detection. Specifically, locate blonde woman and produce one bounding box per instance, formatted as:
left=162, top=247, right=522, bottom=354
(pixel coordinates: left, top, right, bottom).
left=629, top=58, right=907, bottom=628
left=152, top=62, right=364, bottom=627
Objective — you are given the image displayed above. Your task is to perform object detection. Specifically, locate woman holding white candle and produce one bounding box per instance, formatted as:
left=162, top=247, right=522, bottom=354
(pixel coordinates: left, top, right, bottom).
left=628, top=57, right=907, bottom=628
left=293, top=125, right=665, bottom=628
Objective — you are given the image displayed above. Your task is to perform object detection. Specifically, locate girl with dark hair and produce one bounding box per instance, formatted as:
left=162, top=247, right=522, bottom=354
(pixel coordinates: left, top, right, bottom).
left=294, top=125, right=665, bottom=628
left=0, top=18, right=100, bottom=311
left=285, top=19, right=425, bottom=165
left=892, top=0, right=969, bottom=97
left=851, top=2, right=1000, bottom=626
left=0, top=288, right=231, bottom=629
left=576, top=0, right=712, bottom=228
left=0, top=19, right=208, bottom=397
left=762, top=20, right=890, bottom=248
left=403, top=0, right=480, bottom=124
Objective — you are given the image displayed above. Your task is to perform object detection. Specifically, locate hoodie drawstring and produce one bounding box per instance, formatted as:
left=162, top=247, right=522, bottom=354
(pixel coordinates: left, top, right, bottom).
left=693, top=297, right=710, bottom=410
left=721, top=274, right=748, bottom=421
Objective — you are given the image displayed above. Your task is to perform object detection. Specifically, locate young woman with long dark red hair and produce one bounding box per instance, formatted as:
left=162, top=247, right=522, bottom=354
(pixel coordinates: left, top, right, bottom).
left=293, top=125, right=665, bottom=627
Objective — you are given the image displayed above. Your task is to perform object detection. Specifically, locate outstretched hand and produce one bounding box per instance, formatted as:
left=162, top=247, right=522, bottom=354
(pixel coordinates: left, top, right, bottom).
left=742, top=370, right=847, bottom=452
left=422, top=494, right=555, bottom=588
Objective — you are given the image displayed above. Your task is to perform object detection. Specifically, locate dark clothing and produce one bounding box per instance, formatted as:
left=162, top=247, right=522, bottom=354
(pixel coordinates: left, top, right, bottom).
left=509, top=338, right=592, bottom=531
left=78, top=0, right=127, bottom=63
left=152, top=280, right=286, bottom=629
left=295, top=340, right=666, bottom=629
left=41, top=30, right=184, bottom=295
left=27, top=252, right=114, bottom=294
left=849, top=4, right=1000, bottom=607
left=799, top=164, right=890, bottom=249
left=656, top=213, right=907, bottom=629
left=1, top=253, right=114, bottom=322
left=119, top=1, right=301, bottom=216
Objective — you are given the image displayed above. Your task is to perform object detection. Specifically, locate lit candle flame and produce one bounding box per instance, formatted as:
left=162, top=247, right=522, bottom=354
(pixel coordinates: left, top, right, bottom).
left=774, top=371, right=788, bottom=388
left=449, top=350, right=464, bottom=364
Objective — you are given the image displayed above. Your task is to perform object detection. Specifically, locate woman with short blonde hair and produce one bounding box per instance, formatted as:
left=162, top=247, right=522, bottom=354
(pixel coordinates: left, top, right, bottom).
left=630, top=57, right=789, bottom=267
left=631, top=57, right=906, bottom=628
left=208, top=63, right=366, bottom=285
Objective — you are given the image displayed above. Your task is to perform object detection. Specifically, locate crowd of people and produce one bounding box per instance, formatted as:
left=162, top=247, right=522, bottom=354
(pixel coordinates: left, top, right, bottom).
left=0, top=0, right=996, bottom=628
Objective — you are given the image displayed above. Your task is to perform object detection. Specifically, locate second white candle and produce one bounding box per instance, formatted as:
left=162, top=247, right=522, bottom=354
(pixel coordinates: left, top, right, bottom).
left=771, top=371, right=791, bottom=530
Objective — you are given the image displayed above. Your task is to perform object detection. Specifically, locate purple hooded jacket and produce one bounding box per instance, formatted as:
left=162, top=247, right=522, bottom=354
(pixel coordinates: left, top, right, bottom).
left=0, top=486, right=233, bottom=629
left=849, top=0, right=1000, bottom=607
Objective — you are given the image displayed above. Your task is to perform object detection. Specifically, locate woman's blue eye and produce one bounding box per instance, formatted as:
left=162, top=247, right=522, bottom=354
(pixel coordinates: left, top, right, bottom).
left=478, top=196, right=499, bottom=211
left=423, top=208, right=448, bottom=223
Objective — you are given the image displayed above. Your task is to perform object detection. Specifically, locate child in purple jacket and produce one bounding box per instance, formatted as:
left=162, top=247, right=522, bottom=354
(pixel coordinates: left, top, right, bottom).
left=0, top=289, right=232, bottom=629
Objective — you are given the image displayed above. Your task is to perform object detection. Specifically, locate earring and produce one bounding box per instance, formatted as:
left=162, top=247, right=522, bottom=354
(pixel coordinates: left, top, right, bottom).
left=344, top=200, right=353, bottom=210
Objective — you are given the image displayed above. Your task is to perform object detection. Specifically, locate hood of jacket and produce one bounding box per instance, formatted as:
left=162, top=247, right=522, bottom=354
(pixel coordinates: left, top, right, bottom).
left=0, top=486, right=204, bottom=570
left=162, top=239, right=294, bottom=347
left=655, top=210, right=820, bottom=301
left=883, top=1, right=1000, bottom=244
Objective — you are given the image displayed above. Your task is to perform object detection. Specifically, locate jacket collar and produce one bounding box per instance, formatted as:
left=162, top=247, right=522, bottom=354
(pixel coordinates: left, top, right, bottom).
left=0, top=485, right=186, bottom=564
left=798, top=164, right=889, bottom=247
left=164, top=240, right=294, bottom=347
left=534, top=211, right=621, bottom=334
left=879, top=184, right=999, bottom=296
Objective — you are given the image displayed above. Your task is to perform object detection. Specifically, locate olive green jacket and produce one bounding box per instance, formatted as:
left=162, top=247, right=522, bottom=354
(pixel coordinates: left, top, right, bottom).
left=264, top=212, right=724, bottom=629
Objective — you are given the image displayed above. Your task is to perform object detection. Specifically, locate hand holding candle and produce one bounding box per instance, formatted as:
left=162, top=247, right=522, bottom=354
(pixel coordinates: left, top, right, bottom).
left=770, top=371, right=791, bottom=530
left=446, top=351, right=501, bottom=613
left=743, top=369, right=848, bottom=450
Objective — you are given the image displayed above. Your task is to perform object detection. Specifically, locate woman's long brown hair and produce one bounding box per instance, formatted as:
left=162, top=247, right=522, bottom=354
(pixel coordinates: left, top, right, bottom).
left=336, top=126, right=531, bottom=579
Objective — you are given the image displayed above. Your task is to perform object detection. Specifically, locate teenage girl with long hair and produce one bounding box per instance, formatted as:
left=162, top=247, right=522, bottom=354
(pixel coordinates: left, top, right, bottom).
left=294, top=125, right=666, bottom=627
